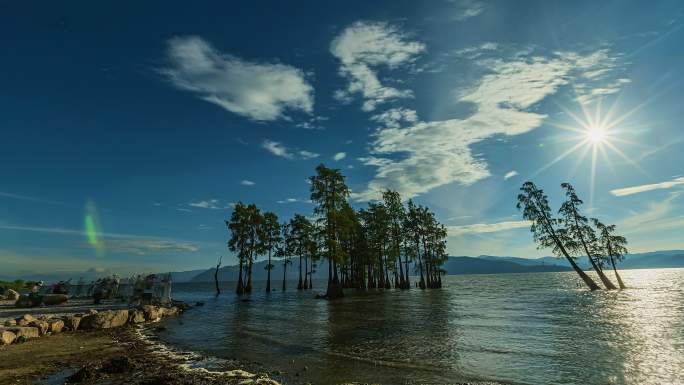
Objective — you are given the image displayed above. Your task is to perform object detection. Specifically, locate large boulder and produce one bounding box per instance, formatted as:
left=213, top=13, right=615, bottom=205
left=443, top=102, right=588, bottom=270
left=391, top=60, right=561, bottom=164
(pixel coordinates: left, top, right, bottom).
left=80, top=310, right=129, bottom=330
left=3, top=326, right=39, bottom=339
left=42, top=294, right=68, bottom=306
left=28, top=320, right=49, bottom=335
left=128, top=310, right=146, bottom=324
left=142, top=305, right=162, bottom=321
left=6, top=289, right=20, bottom=300
left=62, top=315, right=82, bottom=331
left=16, top=314, right=36, bottom=326
left=1, top=330, right=16, bottom=345
left=3, top=319, right=17, bottom=327
left=161, top=306, right=179, bottom=317
left=48, top=319, right=65, bottom=333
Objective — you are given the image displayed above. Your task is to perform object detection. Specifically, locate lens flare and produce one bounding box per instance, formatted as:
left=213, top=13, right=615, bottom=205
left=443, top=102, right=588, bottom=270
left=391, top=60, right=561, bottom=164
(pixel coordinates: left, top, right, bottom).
left=84, top=199, right=105, bottom=255
left=587, top=125, right=607, bottom=143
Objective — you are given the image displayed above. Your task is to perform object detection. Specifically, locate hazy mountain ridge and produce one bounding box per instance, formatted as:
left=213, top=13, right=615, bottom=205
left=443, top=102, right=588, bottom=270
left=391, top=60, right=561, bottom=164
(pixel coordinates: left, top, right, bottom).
left=479, top=250, right=684, bottom=270
left=189, top=250, right=684, bottom=282
left=4, top=251, right=681, bottom=284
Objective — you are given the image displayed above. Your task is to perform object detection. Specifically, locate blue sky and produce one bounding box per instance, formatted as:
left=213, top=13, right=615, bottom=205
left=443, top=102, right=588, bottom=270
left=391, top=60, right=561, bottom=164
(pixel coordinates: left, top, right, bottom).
left=2, top=0, right=684, bottom=277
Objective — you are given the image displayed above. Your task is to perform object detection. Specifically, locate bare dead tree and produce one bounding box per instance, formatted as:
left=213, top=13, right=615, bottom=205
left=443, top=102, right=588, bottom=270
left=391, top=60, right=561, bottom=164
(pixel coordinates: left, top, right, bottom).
left=215, top=255, right=222, bottom=296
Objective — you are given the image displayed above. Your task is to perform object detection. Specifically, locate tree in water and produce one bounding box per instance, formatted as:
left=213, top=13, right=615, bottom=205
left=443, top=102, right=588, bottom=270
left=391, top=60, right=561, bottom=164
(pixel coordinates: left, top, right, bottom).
left=309, top=164, right=350, bottom=299
left=517, top=182, right=601, bottom=290
left=559, top=183, right=617, bottom=290
left=262, top=212, right=281, bottom=293
left=214, top=255, right=222, bottom=296
left=279, top=222, right=293, bottom=291
left=244, top=203, right=266, bottom=293
left=404, top=199, right=426, bottom=289
left=592, top=219, right=628, bottom=289
left=227, top=203, right=250, bottom=294
left=289, top=214, right=313, bottom=290
left=383, top=190, right=407, bottom=289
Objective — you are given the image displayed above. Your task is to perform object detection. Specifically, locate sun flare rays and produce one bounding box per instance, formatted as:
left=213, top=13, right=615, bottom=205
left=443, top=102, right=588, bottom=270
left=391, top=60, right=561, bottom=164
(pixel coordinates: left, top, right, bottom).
left=535, top=98, right=653, bottom=207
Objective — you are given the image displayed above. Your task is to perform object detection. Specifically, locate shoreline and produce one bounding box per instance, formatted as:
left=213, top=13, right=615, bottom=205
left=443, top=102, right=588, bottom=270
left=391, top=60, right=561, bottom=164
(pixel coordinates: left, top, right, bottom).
left=0, top=310, right=284, bottom=385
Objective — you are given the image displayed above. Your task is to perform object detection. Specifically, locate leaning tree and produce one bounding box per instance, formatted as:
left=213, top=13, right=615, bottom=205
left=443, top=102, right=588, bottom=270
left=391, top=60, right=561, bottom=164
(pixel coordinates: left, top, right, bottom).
left=592, top=219, right=628, bottom=289
left=517, top=182, right=601, bottom=290
left=559, top=183, right=617, bottom=290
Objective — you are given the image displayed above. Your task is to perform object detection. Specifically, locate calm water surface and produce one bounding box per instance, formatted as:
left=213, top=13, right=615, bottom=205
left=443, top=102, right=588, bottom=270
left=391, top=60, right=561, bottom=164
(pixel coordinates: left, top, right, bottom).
left=159, top=269, right=684, bottom=385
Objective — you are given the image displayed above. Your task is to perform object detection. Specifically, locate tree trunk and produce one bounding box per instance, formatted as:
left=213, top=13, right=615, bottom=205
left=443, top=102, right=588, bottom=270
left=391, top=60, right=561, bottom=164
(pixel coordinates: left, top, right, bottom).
left=297, top=253, right=303, bottom=290
left=246, top=253, right=253, bottom=293
left=577, top=233, right=617, bottom=290
left=404, top=253, right=410, bottom=289
left=266, top=249, right=272, bottom=293
left=534, top=197, right=600, bottom=291
left=304, top=256, right=309, bottom=289
left=326, top=260, right=344, bottom=299
left=282, top=262, right=287, bottom=291
left=610, top=256, right=627, bottom=289
left=215, top=258, right=221, bottom=296
left=236, top=260, right=244, bottom=295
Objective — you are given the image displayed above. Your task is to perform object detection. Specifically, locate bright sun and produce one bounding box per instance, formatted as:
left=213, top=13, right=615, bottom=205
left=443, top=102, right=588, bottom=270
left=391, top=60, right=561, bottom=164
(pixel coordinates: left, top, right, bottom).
left=586, top=125, right=607, bottom=144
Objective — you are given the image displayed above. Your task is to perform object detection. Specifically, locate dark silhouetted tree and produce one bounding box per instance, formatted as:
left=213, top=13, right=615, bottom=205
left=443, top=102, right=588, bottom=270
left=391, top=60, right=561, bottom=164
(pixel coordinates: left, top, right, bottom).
left=593, top=219, right=628, bottom=289
left=559, top=183, right=617, bottom=290
left=263, top=211, right=281, bottom=293
left=517, top=182, right=601, bottom=290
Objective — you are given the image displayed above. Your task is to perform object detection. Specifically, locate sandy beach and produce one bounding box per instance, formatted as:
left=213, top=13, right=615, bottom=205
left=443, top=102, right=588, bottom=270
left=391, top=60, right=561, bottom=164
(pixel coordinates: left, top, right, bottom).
left=0, top=323, right=285, bottom=385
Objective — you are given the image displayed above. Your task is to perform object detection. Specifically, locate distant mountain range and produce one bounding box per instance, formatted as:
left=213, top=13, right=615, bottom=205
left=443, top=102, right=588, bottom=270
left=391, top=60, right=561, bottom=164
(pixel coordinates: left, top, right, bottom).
left=189, top=256, right=572, bottom=283
left=4, top=251, right=682, bottom=284
left=184, top=250, right=684, bottom=283
left=478, top=250, right=684, bottom=271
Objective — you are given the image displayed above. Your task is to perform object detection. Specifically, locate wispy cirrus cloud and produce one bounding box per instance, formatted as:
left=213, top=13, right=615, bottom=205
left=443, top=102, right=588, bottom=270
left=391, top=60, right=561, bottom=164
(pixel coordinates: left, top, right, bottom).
left=354, top=43, right=630, bottom=200
left=261, top=139, right=319, bottom=160
left=162, top=36, right=314, bottom=121
left=276, top=197, right=311, bottom=204
left=0, top=224, right=201, bottom=254
left=504, top=170, right=518, bottom=180
left=105, top=239, right=199, bottom=255
left=331, top=21, right=425, bottom=111
left=333, top=152, right=347, bottom=161
left=451, top=0, right=486, bottom=21
left=610, top=176, right=684, bottom=196
left=447, top=220, right=531, bottom=236
left=188, top=199, right=221, bottom=209
left=240, top=180, right=256, bottom=186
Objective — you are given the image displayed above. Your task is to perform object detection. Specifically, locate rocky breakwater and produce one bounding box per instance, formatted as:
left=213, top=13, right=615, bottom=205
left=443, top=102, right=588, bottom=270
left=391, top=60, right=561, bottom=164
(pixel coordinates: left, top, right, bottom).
left=0, top=304, right=186, bottom=346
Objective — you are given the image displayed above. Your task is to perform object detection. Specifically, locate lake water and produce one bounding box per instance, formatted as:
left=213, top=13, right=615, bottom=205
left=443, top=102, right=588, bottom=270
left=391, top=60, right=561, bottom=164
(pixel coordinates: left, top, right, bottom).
left=158, top=269, right=684, bottom=385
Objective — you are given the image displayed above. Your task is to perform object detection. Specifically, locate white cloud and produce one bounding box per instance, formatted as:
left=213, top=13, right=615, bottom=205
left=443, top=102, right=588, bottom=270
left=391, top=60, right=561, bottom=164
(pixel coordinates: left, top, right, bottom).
left=188, top=199, right=220, bottom=209
left=240, top=180, right=256, bottom=186
left=333, top=152, right=347, bottom=161
left=299, top=150, right=320, bottom=159
left=610, top=176, right=684, bottom=197
left=355, top=49, right=629, bottom=200
left=105, top=239, right=199, bottom=255
left=504, top=170, right=518, bottom=180
left=330, top=21, right=425, bottom=111
left=452, top=0, right=486, bottom=21
left=617, top=192, right=684, bottom=236
left=559, top=49, right=631, bottom=104
left=0, top=224, right=202, bottom=253
left=276, top=197, right=311, bottom=204
left=262, top=139, right=319, bottom=160
left=162, top=36, right=314, bottom=121
left=447, top=220, right=531, bottom=236
left=370, top=108, right=418, bottom=128
left=261, top=139, right=294, bottom=159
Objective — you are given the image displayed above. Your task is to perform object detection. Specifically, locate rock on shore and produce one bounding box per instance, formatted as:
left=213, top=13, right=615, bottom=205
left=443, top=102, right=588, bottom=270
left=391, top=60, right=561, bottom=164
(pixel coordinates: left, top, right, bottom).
left=0, top=304, right=185, bottom=345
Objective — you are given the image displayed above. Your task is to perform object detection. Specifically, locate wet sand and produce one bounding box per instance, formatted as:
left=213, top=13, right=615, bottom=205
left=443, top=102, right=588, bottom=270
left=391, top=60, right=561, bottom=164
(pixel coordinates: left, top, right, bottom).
left=0, top=325, right=283, bottom=385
